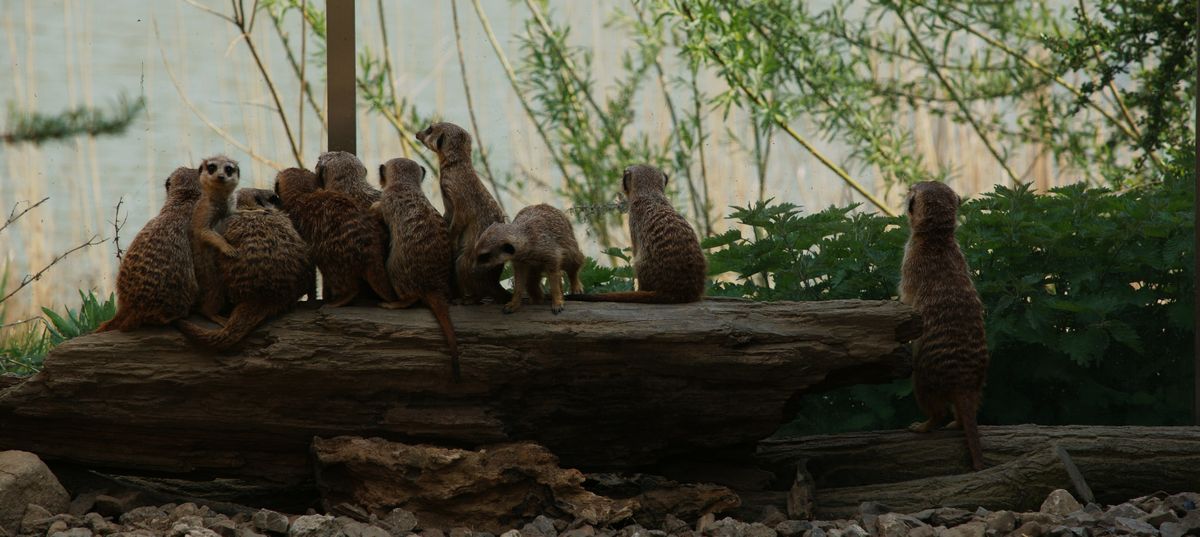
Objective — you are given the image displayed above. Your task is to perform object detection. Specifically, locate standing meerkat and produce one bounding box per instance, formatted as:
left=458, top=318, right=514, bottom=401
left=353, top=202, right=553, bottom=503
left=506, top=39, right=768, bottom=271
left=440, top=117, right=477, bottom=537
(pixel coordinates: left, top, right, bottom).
left=900, top=181, right=989, bottom=471
left=235, top=187, right=281, bottom=211
left=474, top=204, right=584, bottom=314
left=416, top=122, right=510, bottom=304
left=568, top=164, right=706, bottom=304
left=175, top=205, right=313, bottom=350
left=373, top=158, right=461, bottom=381
left=315, top=151, right=379, bottom=209
left=191, top=155, right=241, bottom=324
left=274, top=167, right=396, bottom=307
left=97, top=167, right=202, bottom=332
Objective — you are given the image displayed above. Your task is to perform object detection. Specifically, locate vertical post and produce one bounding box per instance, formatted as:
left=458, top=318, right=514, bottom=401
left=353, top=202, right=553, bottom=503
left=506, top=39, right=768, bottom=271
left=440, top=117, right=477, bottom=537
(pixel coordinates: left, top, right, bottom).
left=1194, top=0, right=1199, bottom=425
left=327, top=0, right=356, bottom=154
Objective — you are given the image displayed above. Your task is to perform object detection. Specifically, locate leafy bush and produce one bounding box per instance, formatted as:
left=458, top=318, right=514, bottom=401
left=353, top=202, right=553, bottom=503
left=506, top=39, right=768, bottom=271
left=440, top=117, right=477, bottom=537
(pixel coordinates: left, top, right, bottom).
left=0, top=290, right=116, bottom=375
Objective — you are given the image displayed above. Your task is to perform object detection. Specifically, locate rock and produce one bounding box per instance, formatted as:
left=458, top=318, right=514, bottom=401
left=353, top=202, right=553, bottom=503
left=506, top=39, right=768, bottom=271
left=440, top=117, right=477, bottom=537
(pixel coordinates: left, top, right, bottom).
left=937, top=521, right=983, bottom=537
left=839, top=525, right=867, bottom=537
left=744, top=523, right=776, bottom=537
left=50, top=529, right=94, bottom=537
left=251, top=510, right=289, bottom=534
left=875, top=514, right=924, bottom=537
left=561, top=526, right=596, bottom=537
left=1161, top=510, right=1200, bottom=537
left=19, top=503, right=53, bottom=535
left=984, top=511, right=1017, bottom=533
left=1017, top=513, right=1061, bottom=527
left=701, top=517, right=746, bottom=537
left=520, top=516, right=558, bottom=537
left=382, top=509, right=419, bottom=535
left=1165, top=493, right=1199, bottom=515
left=47, top=520, right=71, bottom=535
left=121, top=506, right=169, bottom=526
left=806, top=529, right=827, bottom=537
left=314, top=439, right=634, bottom=534
left=289, top=515, right=338, bottom=537
left=93, top=493, right=140, bottom=519
left=239, top=529, right=271, bottom=537
left=663, top=516, right=689, bottom=535
left=209, top=519, right=239, bottom=537
left=1105, top=502, right=1149, bottom=521
left=1038, top=491, right=1082, bottom=518
left=1112, top=517, right=1157, bottom=536
left=927, top=509, right=972, bottom=528
left=774, top=521, right=812, bottom=537
left=1143, top=507, right=1181, bottom=527
left=906, top=527, right=933, bottom=537
left=1006, top=522, right=1043, bottom=537
left=422, top=530, right=447, bottom=537
left=84, top=512, right=120, bottom=535
left=1062, top=511, right=1098, bottom=527
left=70, top=493, right=101, bottom=517
left=501, top=531, right=521, bottom=537
left=584, top=473, right=739, bottom=528
left=1044, top=526, right=1084, bottom=537
left=759, top=507, right=787, bottom=527
left=0, top=451, right=70, bottom=535
left=173, top=504, right=202, bottom=520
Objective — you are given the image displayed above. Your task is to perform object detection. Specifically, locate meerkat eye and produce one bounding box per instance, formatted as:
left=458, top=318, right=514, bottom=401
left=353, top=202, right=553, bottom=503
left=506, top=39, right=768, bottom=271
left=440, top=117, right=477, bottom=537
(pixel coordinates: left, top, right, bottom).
left=224, top=165, right=235, bottom=176
left=501, top=243, right=515, bottom=255
left=477, top=252, right=490, bottom=263
left=206, top=163, right=217, bottom=174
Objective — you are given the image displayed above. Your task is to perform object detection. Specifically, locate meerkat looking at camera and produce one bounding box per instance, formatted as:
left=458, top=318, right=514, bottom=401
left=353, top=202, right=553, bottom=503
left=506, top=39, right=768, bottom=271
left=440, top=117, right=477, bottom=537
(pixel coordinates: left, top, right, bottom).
left=416, top=122, right=510, bottom=304
left=474, top=204, right=584, bottom=314
left=373, top=157, right=461, bottom=381
left=900, top=180, right=989, bottom=471
left=98, top=167, right=202, bottom=332
left=568, top=164, right=706, bottom=304
left=190, top=155, right=241, bottom=324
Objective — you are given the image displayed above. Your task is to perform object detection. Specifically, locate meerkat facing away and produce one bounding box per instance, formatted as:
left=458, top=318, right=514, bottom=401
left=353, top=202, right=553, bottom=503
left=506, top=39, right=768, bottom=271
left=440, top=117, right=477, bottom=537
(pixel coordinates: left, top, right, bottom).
left=175, top=205, right=313, bottom=350
left=416, top=122, right=510, bottom=304
left=315, top=151, right=379, bottom=209
left=191, top=155, right=241, bottom=324
left=900, top=181, right=989, bottom=471
left=474, top=204, right=584, bottom=314
left=98, top=167, right=202, bottom=332
left=373, top=158, right=461, bottom=381
left=274, top=168, right=396, bottom=307
left=568, top=164, right=706, bottom=304
left=236, top=187, right=281, bottom=211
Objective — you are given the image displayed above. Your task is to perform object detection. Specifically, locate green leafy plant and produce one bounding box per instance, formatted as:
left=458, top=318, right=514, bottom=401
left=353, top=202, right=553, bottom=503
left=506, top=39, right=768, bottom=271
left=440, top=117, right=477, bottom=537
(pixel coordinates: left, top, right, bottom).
left=0, top=290, right=117, bottom=375
left=42, top=290, right=117, bottom=346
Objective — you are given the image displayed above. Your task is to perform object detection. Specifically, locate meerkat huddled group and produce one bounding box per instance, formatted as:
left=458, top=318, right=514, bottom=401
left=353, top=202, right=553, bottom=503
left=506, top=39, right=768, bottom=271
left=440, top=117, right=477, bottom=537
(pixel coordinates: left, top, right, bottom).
left=104, top=121, right=987, bottom=467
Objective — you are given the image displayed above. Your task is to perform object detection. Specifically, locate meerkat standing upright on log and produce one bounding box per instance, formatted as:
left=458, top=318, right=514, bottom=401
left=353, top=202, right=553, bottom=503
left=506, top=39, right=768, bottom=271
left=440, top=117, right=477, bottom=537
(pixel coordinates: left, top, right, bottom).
left=97, top=167, right=202, bottom=332
left=569, top=164, right=706, bottom=304
left=190, top=155, right=241, bottom=324
left=900, top=181, right=989, bottom=471
left=474, top=204, right=585, bottom=314
left=373, top=158, right=461, bottom=381
left=416, top=122, right=510, bottom=304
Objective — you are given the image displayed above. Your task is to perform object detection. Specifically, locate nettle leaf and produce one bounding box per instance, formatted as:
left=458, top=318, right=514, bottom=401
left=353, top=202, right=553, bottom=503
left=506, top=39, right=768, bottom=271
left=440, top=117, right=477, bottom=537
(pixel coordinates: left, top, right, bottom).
left=1103, top=320, right=1144, bottom=353
left=1061, top=326, right=1110, bottom=366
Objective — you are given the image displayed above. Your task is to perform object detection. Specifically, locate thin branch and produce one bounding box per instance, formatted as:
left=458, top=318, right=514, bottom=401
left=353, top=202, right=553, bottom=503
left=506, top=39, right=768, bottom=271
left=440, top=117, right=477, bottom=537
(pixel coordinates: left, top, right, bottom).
left=356, top=80, right=437, bottom=170
left=0, top=317, right=43, bottom=330
left=155, top=19, right=288, bottom=170
left=298, top=0, right=306, bottom=157
left=689, top=63, right=713, bottom=235
left=230, top=0, right=303, bottom=167
left=181, top=0, right=235, bottom=24
left=678, top=5, right=896, bottom=216
left=0, top=198, right=49, bottom=236
left=268, top=10, right=327, bottom=130
left=470, top=0, right=573, bottom=189
left=110, top=197, right=127, bottom=261
left=375, top=0, right=400, bottom=115
left=895, top=7, right=1020, bottom=186
left=450, top=0, right=504, bottom=213
left=0, top=235, right=106, bottom=307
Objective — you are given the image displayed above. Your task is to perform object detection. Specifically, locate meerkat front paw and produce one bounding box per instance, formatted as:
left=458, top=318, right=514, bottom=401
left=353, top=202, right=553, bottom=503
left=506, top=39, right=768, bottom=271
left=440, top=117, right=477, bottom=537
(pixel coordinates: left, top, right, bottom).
left=219, top=245, right=239, bottom=258
left=502, top=302, right=522, bottom=314
left=551, top=302, right=564, bottom=314
left=908, top=420, right=936, bottom=433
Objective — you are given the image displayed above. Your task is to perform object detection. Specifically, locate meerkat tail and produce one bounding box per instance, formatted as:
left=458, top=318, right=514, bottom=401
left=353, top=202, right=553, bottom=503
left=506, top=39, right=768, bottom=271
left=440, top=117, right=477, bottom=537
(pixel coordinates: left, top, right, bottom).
left=952, top=394, right=984, bottom=471
left=174, top=302, right=276, bottom=350
left=565, top=291, right=666, bottom=303
left=424, top=293, right=461, bottom=382
left=95, top=311, right=134, bottom=332
left=365, top=257, right=398, bottom=302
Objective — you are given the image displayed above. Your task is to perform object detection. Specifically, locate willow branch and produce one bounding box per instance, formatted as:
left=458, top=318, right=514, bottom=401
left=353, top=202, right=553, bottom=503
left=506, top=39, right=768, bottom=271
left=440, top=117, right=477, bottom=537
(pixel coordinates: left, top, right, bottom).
left=232, top=0, right=303, bottom=167
left=451, top=0, right=504, bottom=213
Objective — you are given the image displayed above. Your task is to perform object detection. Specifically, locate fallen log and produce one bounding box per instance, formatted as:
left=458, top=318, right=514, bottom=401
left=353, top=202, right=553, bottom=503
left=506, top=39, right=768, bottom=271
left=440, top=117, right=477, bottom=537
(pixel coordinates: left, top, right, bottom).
left=0, top=299, right=917, bottom=485
left=757, top=425, right=1200, bottom=516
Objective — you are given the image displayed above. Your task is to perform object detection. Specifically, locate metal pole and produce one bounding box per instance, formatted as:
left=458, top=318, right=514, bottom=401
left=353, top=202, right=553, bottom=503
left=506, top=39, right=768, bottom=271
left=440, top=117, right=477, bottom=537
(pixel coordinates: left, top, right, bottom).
left=1193, top=0, right=1198, bottom=425
left=327, top=0, right=356, bottom=154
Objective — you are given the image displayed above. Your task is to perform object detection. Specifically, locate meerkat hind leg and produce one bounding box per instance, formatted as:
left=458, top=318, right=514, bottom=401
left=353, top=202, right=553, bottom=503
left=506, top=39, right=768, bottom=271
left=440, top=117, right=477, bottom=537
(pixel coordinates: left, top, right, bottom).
left=380, top=295, right=422, bottom=310
left=548, top=269, right=566, bottom=314
left=503, top=264, right=526, bottom=314
left=524, top=270, right=545, bottom=304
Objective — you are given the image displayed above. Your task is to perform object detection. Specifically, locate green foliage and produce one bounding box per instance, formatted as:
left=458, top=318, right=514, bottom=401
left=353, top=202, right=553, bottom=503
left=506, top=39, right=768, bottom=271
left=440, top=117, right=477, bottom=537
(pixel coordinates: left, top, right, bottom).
left=2, top=94, right=145, bottom=145
left=0, top=290, right=116, bottom=376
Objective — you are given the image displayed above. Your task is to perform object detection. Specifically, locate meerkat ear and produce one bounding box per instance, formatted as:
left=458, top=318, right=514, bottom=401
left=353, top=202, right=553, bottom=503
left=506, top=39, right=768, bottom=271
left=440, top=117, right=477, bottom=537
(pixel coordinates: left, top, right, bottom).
left=378, top=164, right=386, bottom=186
left=315, top=165, right=325, bottom=188
left=420, top=166, right=427, bottom=182
left=622, top=169, right=631, bottom=193
left=663, top=171, right=669, bottom=188
left=434, top=133, right=445, bottom=152
left=164, top=176, right=172, bottom=192
left=197, top=159, right=205, bottom=173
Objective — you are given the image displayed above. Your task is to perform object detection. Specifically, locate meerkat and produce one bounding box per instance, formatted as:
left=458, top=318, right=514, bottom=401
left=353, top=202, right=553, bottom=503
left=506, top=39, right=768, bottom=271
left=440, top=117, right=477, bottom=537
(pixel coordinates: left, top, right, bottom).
left=900, top=181, right=989, bottom=471
left=315, top=151, right=379, bottom=209
left=274, top=167, right=396, bottom=307
left=190, top=155, right=241, bottom=324
left=568, top=164, right=706, bottom=304
left=474, top=204, right=584, bottom=314
left=97, top=167, right=202, bottom=332
left=415, top=122, right=510, bottom=304
left=175, top=204, right=313, bottom=350
left=235, top=187, right=281, bottom=211
left=373, top=158, right=461, bottom=381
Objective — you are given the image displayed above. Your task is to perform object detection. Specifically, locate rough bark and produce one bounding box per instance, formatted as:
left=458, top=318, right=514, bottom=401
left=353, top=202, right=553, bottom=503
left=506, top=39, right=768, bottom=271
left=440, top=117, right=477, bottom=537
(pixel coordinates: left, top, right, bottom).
left=757, top=425, right=1200, bottom=516
left=0, top=299, right=918, bottom=485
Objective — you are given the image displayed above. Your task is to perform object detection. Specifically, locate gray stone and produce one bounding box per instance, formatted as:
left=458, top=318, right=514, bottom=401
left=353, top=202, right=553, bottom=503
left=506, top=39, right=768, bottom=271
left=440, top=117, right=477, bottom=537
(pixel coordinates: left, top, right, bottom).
left=839, top=525, right=868, bottom=537
left=1039, top=491, right=1082, bottom=518
left=83, top=512, right=119, bottom=535
left=744, top=523, right=776, bottom=537
left=663, top=516, right=689, bottom=535
left=775, top=521, right=812, bottom=537
left=937, top=521, right=983, bottom=537
left=1006, top=521, right=1043, bottom=537
left=50, top=529, right=94, bottom=537
left=1044, top=526, right=1084, bottom=537
left=760, top=507, right=788, bottom=527
left=521, top=516, right=558, bottom=537
left=251, top=510, right=289, bottom=534
left=1143, top=507, right=1181, bottom=528
left=1113, top=517, right=1157, bottom=536
left=239, top=530, right=270, bottom=537
left=501, top=531, right=522, bottom=537
left=289, top=515, right=338, bottom=537
left=906, top=527, right=933, bottom=537
left=447, top=528, right=474, bottom=537
left=929, top=509, right=973, bottom=528
left=47, top=520, right=71, bottom=535
left=803, top=529, right=826, bottom=537
left=173, top=505, right=202, bottom=521
left=1166, top=493, right=1199, bottom=515
left=1105, top=503, right=1149, bottom=521
left=0, top=451, right=70, bottom=536
left=875, top=514, right=924, bottom=537
left=208, top=519, right=239, bottom=537
left=1017, top=513, right=1062, bottom=527
left=120, top=507, right=168, bottom=526
left=560, top=525, right=595, bottom=537
left=19, top=503, right=53, bottom=535
left=383, top=510, right=418, bottom=536
left=1161, top=510, right=1200, bottom=537
left=421, top=530, right=447, bottom=537
left=984, top=511, right=1017, bottom=534
left=702, top=518, right=746, bottom=537
left=69, top=493, right=100, bottom=518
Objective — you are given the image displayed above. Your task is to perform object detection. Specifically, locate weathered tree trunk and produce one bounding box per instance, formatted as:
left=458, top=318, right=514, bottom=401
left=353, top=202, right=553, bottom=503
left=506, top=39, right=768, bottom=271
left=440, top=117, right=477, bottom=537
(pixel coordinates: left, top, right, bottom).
left=757, top=425, right=1200, bottom=518
left=0, top=299, right=918, bottom=486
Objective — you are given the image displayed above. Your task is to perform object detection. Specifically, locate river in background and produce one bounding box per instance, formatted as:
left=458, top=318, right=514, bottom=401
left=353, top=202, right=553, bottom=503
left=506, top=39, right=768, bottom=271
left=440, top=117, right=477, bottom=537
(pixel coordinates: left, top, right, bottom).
left=1, top=0, right=1070, bottom=320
